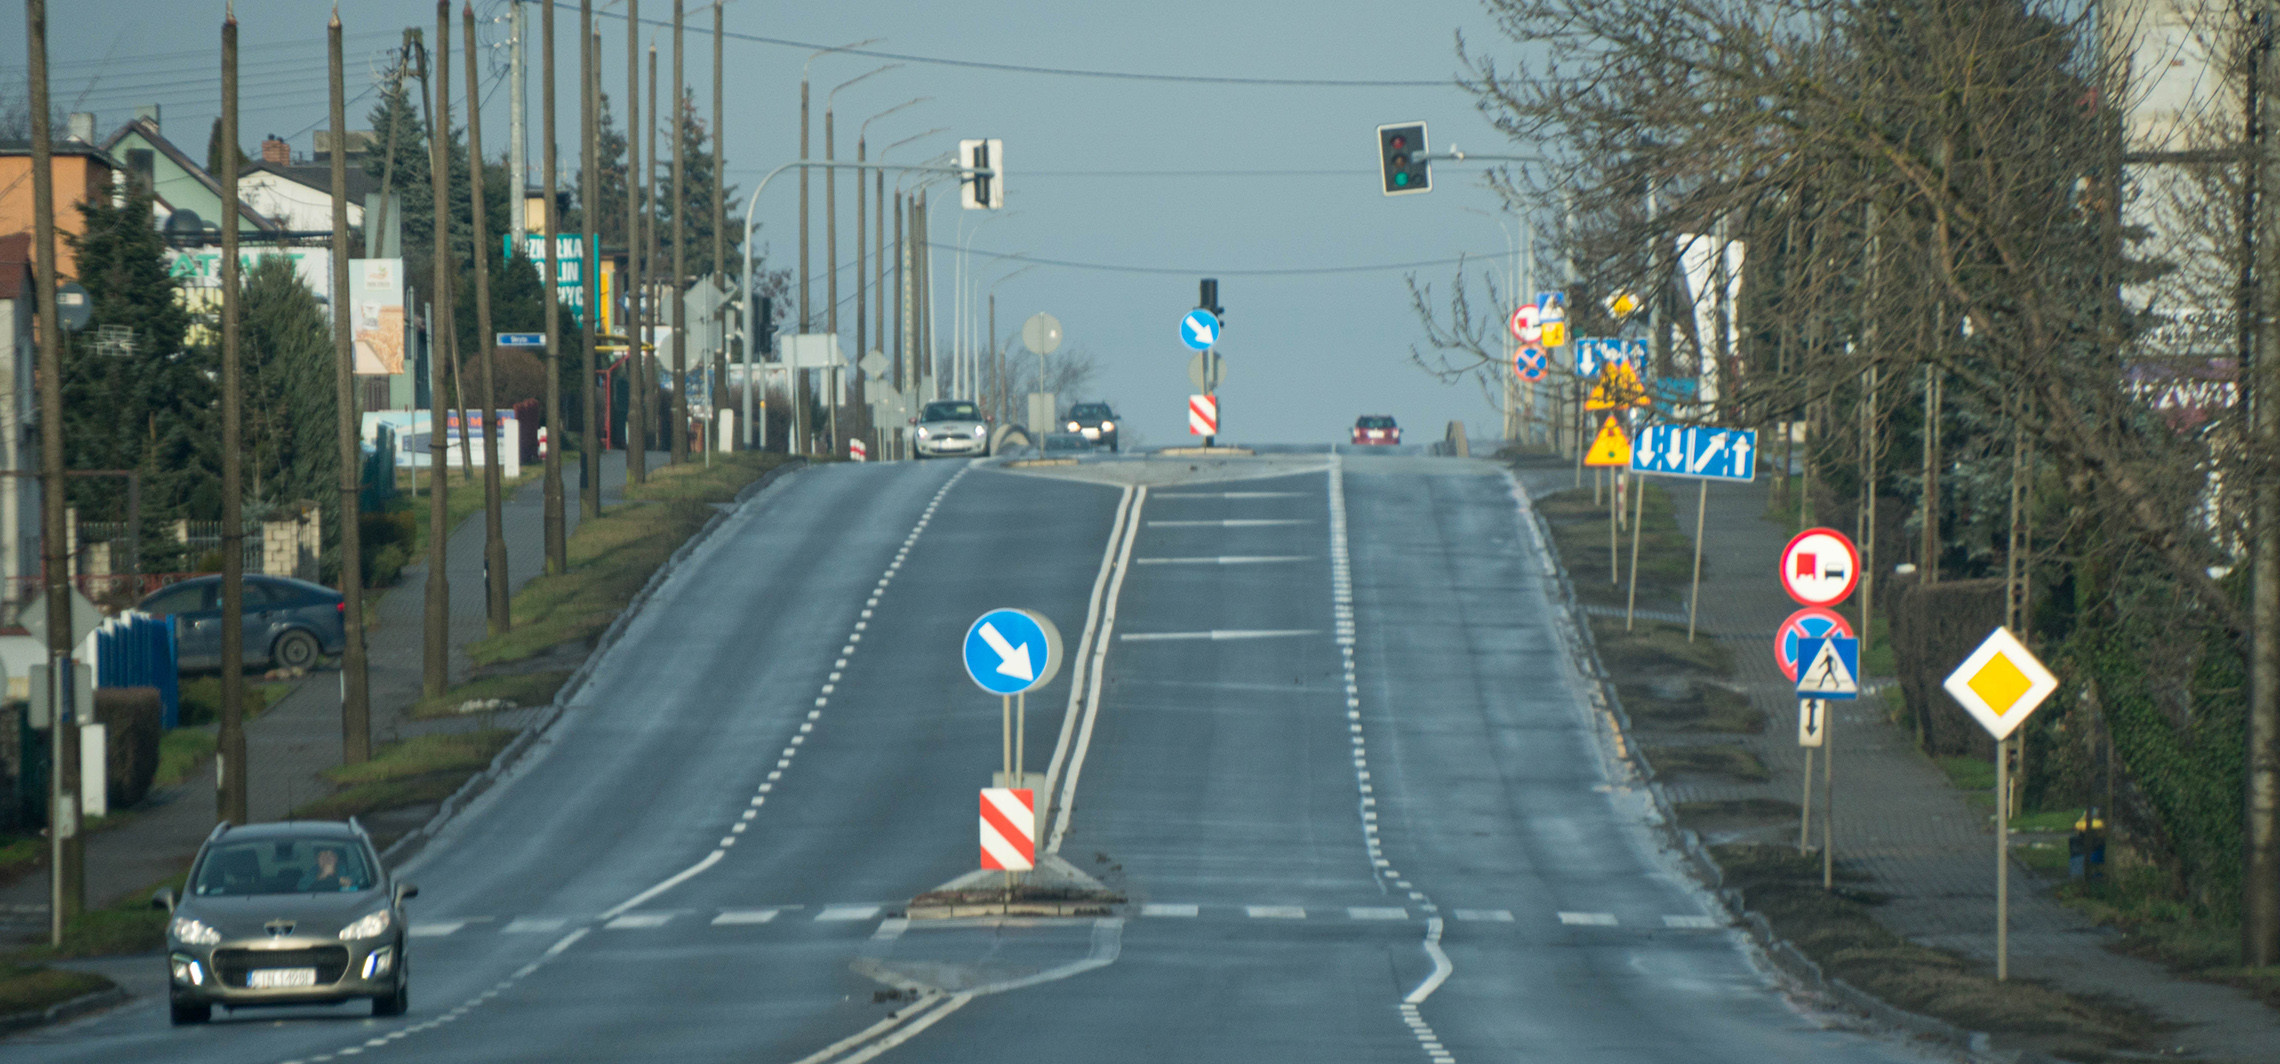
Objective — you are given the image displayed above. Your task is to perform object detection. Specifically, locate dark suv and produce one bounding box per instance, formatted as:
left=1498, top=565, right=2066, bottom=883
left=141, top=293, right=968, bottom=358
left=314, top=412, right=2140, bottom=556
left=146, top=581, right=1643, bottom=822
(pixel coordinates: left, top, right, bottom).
left=1065, top=402, right=1119, bottom=452
left=154, top=819, right=416, bottom=1024
left=135, top=575, right=347, bottom=672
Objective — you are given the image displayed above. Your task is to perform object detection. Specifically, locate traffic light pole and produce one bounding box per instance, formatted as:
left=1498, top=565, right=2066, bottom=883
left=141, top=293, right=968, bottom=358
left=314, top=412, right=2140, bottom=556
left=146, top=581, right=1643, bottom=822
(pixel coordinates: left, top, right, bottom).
left=740, top=158, right=997, bottom=449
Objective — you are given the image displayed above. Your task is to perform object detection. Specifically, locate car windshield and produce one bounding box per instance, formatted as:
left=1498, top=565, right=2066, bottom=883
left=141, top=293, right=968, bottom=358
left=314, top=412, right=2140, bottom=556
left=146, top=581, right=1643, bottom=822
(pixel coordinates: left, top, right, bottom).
left=921, top=402, right=979, bottom=422
left=1359, top=417, right=1396, bottom=429
left=192, top=837, right=375, bottom=896
left=1070, top=405, right=1111, bottom=420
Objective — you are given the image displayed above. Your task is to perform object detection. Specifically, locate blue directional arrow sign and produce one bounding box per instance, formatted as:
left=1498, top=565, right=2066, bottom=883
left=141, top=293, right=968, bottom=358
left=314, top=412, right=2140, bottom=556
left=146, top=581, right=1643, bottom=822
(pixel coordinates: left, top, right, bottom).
left=1630, top=425, right=1757, bottom=482
left=1179, top=309, right=1221, bottom=351
left=963, top=608, right=1065, bottom=696
left=496, top=332, right=545, bottom=347
left=1794, top=636, right=1860, bottom=700
left=1574, top=338, right=1604, bottom=378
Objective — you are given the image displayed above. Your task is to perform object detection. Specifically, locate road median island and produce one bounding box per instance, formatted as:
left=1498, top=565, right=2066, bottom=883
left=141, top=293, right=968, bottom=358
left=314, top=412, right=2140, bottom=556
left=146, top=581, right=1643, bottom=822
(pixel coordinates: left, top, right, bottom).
left=1519, top=458, right=2160, bottom=1060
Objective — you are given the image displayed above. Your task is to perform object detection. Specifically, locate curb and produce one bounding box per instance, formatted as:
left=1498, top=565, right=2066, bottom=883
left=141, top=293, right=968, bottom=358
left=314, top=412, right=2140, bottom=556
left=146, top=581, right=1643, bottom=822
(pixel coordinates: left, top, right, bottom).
left=0, top=984, right=129, bottom=1037
left=1518, top=469, right=2012, bottom=1061
left=383, top=458, right=808, bottom=866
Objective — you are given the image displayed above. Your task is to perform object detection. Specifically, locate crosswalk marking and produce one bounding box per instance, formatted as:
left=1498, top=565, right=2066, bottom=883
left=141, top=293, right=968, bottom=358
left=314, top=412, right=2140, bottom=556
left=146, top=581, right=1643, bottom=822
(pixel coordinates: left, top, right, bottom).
left=1245, top=905, right=1306, bottom=919
left=1662, top=915, right=1718, bottom=929
left=408, top=920, right=466, bottom=938
left=1558, top=911, right=1618, bottom=926
left=1451, top=909, right=1515, bottom=923
left=711, top=909, right=781, bottom=925
left=1347, top=906, right=1409, bottom=920
left=815, top=905, right=882, bottom=922
left=1140, top=903, right=1200, bottom=917
left=502, top=917, right=567, bottom=934
left=604, top=913, right=674, bottom=930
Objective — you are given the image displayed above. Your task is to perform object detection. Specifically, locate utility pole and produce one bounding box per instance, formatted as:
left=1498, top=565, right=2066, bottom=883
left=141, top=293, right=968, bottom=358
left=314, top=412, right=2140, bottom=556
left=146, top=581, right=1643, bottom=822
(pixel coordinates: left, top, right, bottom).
left=466, top=2, right=510, bottom=636
left=876, top=166, right=887, bottom=439
left=23, top=0, right=82, bottom=940
left=625, top=6, right=646, bottom=484
left=916, top=190, right=930, bottom=400
left=825, top=105, right=838, bottom=453
left=894, top=188, right=905, bottom=441
left=711, top=0, right=727, bottom=451
left=857, top=130, right=868, bottom=445
left=2248, top=0, right=2280, bottom=969
left=580, top=9, right=600, bottom=517
left=329, top=10, right=372, bottom=765
left=509, top=0, right=526, bottom=246
left=646, top=43, right=661, bottom=465
left=219, top=6, right=249, bottom=828
left=541, top=0, right=566, bottom=573
left=424, top=1, right=454, bottom=698
left=671, top=0, right=688, bottom=464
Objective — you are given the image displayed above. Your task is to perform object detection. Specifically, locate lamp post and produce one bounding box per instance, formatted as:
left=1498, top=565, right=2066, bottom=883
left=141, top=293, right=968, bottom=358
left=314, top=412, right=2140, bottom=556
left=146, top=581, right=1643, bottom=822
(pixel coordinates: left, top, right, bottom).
left=823, top=65, right=898, bottom=453
left=988, top=265, right=1038, bottom=423
left=856, top=98, right=927, bottom=452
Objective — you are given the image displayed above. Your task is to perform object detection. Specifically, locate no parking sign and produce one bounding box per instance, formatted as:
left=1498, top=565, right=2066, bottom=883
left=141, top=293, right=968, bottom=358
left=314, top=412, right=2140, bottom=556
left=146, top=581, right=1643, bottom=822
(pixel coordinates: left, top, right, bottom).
left=1776, top=606, right=1855, bottom=682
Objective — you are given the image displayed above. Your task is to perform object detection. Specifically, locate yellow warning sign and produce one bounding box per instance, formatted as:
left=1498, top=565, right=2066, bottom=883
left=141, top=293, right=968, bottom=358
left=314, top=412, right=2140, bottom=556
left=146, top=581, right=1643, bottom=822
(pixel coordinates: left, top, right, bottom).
left=1584, top=416, right=1632, bottom=467
left=1585, top=362, right=1650, bottom=411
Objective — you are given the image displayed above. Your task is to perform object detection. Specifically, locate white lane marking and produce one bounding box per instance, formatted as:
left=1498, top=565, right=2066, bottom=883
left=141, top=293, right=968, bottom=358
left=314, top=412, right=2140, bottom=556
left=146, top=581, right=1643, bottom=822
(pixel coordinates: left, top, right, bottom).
left=597, top=849, right=724, bottom=921
left=1047, top=484, right=1148, bottom=854
left=1559, top=911, right=1619, bottom=926
left=603, top=912, right=675, bottom=930
left=1146, top=518, right=1311, bottom=527
left=1406, top=917, right=1454, bottom=1005
left=1246, top=905, right=1306, bottom=919
left=871, top=918, right=910, bottom=941
left=501, top=916, right=566, bottom=934
left=1452, top=909, right=1514, bottom=923
left=1139, top=903, right=1200, bottom=917
left=787, top=992, right=964, bottom=1064
left=712, top=909, right=780, bottom=925
left=408, top=920, right=465, bottom=938
left=1117, top=628, right=1322, bottom=642
left=816, top=905, right=883, bottom=922
left=1663, top=914, right=1718, bottom=929
left=1133, top=555, right=1312, bottom=565
left=1349, top=906, right=1410, bottom=920
left=1150, top=491, right=1309, bottom=498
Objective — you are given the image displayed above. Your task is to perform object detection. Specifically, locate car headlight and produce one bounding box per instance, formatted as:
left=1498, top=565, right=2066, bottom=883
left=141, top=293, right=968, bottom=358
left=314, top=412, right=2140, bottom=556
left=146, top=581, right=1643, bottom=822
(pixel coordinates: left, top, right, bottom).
left=915, top=426, right=930, bottom=439
left=1100, top=421, right=1113, bottom=431
left=1066, top=421, right=1079, bottom=431
left=972, top=426, right=988, bottom=438
left=338, top=909, right=393, bottom=940
left=170, top=917, right=222, bottom=945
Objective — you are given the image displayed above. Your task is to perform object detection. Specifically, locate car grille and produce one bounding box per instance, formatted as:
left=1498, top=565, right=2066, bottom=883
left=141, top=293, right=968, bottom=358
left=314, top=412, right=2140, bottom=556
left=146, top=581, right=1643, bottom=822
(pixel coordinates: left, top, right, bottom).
left=214, top=946, right=351, bottom=987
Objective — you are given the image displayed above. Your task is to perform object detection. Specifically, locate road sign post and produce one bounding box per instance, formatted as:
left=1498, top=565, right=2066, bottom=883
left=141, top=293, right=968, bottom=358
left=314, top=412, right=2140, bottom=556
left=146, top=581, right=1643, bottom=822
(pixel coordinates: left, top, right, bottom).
left=1942, top=627, right=2059, bottom=981
left=1629, top=424, right=1758, bottom=638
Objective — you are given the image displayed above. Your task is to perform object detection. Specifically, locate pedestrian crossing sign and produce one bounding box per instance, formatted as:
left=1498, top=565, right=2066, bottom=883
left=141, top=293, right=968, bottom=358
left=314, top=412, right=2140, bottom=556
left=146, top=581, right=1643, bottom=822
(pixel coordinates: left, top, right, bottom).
left=1584, top=416, right=1632, bottom=467
left=1585, top=362, right=1650, bottom=411
left=1795, top=636, right=1859, bottom=699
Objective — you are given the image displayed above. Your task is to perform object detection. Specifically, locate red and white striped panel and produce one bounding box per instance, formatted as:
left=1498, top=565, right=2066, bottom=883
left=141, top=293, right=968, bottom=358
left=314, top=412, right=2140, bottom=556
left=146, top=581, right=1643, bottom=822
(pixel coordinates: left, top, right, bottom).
left=847, top=438, right=869, bottom=461
left=1188, top=394, right=1218, bottom=436
left=979, top=787, right=1035, bottom=871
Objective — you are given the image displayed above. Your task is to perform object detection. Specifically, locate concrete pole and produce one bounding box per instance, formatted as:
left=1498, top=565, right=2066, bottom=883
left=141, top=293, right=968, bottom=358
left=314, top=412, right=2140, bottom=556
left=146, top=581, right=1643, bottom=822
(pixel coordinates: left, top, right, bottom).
left=624, top=7, right=645, bottom=483
left=540, top=0, right=566, bottom=572
left=2247, top=0, right=2280, bottom=968
left=509, top=0, right=526, bottom=246
left=671, top=0, right=688, bottom=464
left=711, top=1, right=727, bottom=449
left=825, top=107, right=838, bottom=451
left=329, top=10, right=372, bottom=764
left=579, top=11, right=600, bottom=517
left=219, top=7, right=248, bottom=828
left=647, top=43, right=661, bottom=462
left=23, top=0, right=83, bottom=938
left=466, top=2, right=510, bottom=637
left=424, top=1, right=454, bottom=699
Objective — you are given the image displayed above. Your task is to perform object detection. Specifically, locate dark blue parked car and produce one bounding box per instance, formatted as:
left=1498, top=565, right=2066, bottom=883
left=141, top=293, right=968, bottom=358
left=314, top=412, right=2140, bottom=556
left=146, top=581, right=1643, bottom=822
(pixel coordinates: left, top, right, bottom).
left=134, top=575, right=346, bottom=672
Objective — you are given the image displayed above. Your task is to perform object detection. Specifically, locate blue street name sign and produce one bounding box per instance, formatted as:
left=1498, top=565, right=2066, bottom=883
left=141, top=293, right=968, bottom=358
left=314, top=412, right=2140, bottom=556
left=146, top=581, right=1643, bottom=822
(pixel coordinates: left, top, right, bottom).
left=963, top=608, right=1065, bottom=697
left=1179, top=309, right=1220, bottom=351
left=1630, top=424, right=1758, bottom=482
left=496, top=333, right=545, bottom=347
left=1794, top=636, right=1861, bottom=699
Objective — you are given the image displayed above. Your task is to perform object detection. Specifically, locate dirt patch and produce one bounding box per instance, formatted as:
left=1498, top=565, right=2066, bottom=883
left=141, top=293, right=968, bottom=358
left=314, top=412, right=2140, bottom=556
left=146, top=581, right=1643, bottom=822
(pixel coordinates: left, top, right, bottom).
left=1643, top=743, right=1770, bottom=782
left=1716, top=843, right=2160, bottom=1060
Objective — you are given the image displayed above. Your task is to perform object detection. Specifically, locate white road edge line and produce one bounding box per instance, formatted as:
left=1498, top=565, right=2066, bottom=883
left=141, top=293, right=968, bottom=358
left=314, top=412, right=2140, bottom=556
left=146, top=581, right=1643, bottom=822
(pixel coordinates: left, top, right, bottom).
left=1047, top=485, right=1148, bottom=854
left=1404, top=916, right=1453, bottom=1005
left=1038, top=484, right=1136, bottom=839
left=787, top=993, right=958, bottom=1064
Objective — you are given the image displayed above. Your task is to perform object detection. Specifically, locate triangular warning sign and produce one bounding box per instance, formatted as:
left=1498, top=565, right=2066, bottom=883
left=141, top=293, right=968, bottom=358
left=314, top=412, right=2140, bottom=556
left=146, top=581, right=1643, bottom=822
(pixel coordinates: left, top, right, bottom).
left=1586, top=363, right=1650, bottom=411
left=1584, top=416, right=1632, bottom=467
left=1798, top=639, right=1858, bottom=696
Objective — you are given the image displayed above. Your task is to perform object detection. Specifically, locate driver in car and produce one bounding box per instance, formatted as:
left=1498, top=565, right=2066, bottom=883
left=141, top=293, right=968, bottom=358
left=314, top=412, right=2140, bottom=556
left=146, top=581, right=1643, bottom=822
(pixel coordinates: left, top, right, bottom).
left=297, top=846, right=361, bottom=892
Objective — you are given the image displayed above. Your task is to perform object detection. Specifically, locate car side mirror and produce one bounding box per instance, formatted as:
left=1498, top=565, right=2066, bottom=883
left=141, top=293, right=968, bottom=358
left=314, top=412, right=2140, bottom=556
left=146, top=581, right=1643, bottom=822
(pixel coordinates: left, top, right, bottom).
left=395, top=882, right=420, bottom=902
left=151, top=887, right=177, bottom=912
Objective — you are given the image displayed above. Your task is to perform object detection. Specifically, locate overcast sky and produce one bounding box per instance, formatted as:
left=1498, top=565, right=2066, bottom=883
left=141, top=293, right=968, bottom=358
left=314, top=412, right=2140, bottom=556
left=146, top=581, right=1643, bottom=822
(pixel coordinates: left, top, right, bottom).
left=9, top=0, right=1549, bottom=445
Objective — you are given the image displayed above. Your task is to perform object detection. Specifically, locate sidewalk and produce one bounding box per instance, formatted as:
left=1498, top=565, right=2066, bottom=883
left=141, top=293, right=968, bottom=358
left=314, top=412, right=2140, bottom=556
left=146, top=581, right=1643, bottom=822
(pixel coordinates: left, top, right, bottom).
left=1653, top=475, right=2280, bottom=1062
left=0, top=453, right=629, bottom=938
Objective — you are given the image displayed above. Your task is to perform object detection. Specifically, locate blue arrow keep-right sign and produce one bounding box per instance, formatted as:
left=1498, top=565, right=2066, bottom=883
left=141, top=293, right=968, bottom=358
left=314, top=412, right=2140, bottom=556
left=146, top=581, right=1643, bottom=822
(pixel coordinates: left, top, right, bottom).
left=963, top=609, right=1064, bottom=696
left=1180, top=309, right=1220, bottom=351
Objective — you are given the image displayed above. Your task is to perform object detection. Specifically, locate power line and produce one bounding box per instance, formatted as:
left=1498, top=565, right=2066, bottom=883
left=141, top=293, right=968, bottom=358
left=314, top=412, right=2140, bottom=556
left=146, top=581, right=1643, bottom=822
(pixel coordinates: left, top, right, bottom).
left=573, top=3, right=1452, bottom=88
left=961, top=247, right=1496, bottom=276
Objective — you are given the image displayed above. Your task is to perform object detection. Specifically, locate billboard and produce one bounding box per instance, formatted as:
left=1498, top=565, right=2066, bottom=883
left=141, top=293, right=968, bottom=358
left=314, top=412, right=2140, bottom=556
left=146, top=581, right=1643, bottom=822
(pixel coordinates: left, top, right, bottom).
left=349, top=258, right=407, bottom=376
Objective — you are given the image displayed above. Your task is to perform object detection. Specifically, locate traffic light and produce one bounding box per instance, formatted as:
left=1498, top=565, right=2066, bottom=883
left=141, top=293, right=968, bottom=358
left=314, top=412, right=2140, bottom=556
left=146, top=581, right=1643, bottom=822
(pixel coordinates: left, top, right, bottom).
left=1376, top=122, right=1430, bottom=196
left=1199, top=278, right=1223, bottom=319
left=960, top=138, right=1005, bottom=209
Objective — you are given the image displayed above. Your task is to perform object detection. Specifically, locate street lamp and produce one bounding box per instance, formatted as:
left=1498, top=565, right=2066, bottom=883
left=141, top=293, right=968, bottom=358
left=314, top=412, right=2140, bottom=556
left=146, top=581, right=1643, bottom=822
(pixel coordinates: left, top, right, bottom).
left=820, top=65, right=898, bottom=452
left=860, top=98, right=929, bottom=406
left=987, top=264, right=1039, bottom=422
left=955, top=209, right=1013, bottom=401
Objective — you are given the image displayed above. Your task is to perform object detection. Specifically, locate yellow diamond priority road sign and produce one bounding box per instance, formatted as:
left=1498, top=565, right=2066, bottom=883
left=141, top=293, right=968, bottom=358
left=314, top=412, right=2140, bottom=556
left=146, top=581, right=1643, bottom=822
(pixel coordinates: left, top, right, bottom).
left=1941, top=627, right=2058, bottom=741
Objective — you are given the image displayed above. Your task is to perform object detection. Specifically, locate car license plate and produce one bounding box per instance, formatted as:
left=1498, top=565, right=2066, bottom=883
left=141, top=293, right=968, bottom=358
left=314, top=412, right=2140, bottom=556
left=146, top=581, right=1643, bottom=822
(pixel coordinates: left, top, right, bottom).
left=247, top=967, right=318, bottom=989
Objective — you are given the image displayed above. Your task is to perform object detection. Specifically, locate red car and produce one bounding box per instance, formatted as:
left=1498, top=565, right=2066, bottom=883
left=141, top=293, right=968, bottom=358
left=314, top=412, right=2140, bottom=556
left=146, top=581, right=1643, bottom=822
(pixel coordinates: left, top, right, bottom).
left=1351, top=415, right=1401, bottom=446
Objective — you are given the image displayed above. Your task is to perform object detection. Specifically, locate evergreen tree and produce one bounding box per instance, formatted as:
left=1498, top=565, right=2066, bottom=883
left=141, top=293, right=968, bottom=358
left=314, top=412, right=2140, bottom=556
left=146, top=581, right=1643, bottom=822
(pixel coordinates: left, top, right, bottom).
left=205, top=116, right=249, bottom=182
left=237, top=255, right=337, bottom=514
left=363, top=73, right=434, bottom=292
left=657, top=88, right=741, bottom=282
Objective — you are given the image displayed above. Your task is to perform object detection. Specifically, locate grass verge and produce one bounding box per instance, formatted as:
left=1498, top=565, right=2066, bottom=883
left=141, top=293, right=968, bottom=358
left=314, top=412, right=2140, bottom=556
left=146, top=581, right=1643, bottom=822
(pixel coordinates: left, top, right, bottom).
left=409, top=670, right=572, bottom=720
left=1643, top=743, right=1770, bottom=782
left=290, top=729, right=516, bottom=821
left=0, top=963, right=110, bottom=1018
left=153, top=726, right=217, bottom=791
left=1715, top=843, right=2153, bottom=1059
left=1538, top=482, right=1694, bottom=608
left=2054, top=868, right=2280, bottom=1011
left=468, top=453, right=788, bottom=666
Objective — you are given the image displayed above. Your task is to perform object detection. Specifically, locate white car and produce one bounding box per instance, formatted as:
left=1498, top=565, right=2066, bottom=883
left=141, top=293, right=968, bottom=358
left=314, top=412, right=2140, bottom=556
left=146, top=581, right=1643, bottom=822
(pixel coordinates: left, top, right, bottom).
left=913, top=400, right=992, bottom=458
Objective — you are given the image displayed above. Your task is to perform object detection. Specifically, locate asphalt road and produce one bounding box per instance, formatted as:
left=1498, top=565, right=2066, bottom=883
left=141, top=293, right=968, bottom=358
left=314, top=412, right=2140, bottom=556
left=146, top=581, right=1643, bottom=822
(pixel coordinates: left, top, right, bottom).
left=10, top=450, right=1941, bottom=1063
